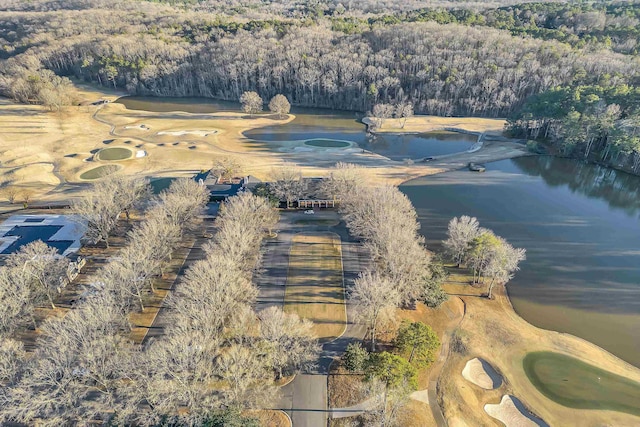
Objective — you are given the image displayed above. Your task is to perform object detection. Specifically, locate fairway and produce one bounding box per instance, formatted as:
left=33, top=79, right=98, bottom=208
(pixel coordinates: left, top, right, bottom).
left=523, top=351, right=640, bottom=416
left=284, top=232, right=346, bottom=339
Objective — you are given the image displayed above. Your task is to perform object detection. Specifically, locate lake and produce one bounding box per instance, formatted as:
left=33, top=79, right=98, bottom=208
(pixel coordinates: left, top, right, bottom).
left=116, top=96, right=640, bottom=366
left=116, top=96, right=476, bottom=160
left=400, top=156, right=640, bottom=367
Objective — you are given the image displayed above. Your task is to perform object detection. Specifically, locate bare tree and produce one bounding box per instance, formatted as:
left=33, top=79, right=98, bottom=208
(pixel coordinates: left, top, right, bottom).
left=169, top=255, right=258, bottom=337
left=258, top=307, right=319, bottom=379
left=320, top=162, right=365, bottom=201
left=6, top=240, right=69, bottom=309
left=351, top=271, right=400, bottom=350
left=372, top=103, right=395, bottom=128
left=72, top=175, right=148, bottom=247
left=211, top=156, right=242, bottom=181
left=484, top=237, right=526, bottom=299
left=443, top=215, right=481, bottom=267
left=0, top=269, right=34, bottom=333
left=240, top=91, right=263, bottom=117
left=395, top=102, right=413, bottom=128
left=0, top=185, right=20, bottom=204
left=269, top=166, right=307, bottom=208
left=157, top=177, right=209, bottom=230
left=216, top=344, right=275, bottom=409
left=268, top=94, right=291, bottom=119
left=0, top=338, right=25, bottom=383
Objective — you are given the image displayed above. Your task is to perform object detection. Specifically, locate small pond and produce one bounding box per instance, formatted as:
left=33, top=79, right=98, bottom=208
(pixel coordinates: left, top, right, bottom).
left=117, top=97, right=476, bottom=160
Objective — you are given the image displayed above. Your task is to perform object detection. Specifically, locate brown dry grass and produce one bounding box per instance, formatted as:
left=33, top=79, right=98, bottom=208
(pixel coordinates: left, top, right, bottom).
left=328, top=361, right=367, bottom=408
left=284, top=232, right=346, bottom=339
left=438, top=269, right=640, bottom=427
left=370, top=115, right=506, bottom=135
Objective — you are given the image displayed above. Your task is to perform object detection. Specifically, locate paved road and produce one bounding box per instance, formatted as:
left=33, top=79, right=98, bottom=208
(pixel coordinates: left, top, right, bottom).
left=256, top=210, right=369, bottom=426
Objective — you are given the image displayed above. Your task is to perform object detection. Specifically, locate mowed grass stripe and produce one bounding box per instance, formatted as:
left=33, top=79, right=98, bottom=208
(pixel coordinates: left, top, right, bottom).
left=284, top=232, right=346, bottom=339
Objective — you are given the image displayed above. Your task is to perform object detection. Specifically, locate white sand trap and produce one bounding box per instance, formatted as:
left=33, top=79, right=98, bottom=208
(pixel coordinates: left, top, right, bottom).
left=462, top=357, right=502, bottom=389
left=156, top=130, right=217, bottom=137
left=124, top=124, right=149, bottom=130
left=485, top=395, right=548, bottom=427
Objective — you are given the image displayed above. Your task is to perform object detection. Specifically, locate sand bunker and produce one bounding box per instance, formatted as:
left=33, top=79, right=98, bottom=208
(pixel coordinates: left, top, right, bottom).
left=462, top=357, right=502, bottom=389
left=485, top=395, right=548, bottom=427
left=156, top=130, right=217, bottom=136
left=124, top=124, right=149, bottom=130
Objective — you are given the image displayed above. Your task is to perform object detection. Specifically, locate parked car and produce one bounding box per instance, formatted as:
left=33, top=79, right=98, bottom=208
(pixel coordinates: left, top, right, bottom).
left=304, top=209, right=315, bottom=214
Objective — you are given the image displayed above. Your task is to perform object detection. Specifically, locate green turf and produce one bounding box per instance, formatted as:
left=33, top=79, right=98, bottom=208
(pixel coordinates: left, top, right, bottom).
left=79, top=165, right=121, bottom=180
left=523, top=351, right=640, bottom=416
left=97, top=147, right=133, bottom=161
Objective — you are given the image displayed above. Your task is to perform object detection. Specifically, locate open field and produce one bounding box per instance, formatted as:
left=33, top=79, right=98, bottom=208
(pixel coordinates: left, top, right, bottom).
left=284, top=232, right=346, bottom=340
left=438, top=268, right=640, bottom=427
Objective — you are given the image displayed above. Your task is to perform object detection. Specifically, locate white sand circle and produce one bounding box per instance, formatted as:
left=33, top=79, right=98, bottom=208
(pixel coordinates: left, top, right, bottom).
left=462, top=357, right=502, bottom=389
left=484, top=395, right=548, bottom=427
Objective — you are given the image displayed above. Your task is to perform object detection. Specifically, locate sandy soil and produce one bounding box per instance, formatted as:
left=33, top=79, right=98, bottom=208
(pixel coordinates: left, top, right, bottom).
left=438, top=273, right=640, bottom=427
left=462, top=357, right=503, bottom=390
left=485, top=395, right=546, bottom=427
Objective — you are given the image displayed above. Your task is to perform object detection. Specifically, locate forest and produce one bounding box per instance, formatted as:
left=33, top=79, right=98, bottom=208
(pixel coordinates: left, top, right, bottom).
left=0, top=0, right=639, bottom=172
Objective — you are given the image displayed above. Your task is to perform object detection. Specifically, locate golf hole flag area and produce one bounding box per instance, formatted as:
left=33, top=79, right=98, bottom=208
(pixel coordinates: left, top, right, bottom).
left=0, top=215, right=86, bottom=256
left=284, top=232, right=346, bottom=340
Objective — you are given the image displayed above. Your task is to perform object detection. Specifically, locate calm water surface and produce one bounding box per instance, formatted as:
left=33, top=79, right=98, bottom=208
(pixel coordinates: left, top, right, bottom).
left=401, top=156, right=640, bottom=366
left=116, top=96, right=475, bottom=159
left=116, top=97, right=640, bottom=365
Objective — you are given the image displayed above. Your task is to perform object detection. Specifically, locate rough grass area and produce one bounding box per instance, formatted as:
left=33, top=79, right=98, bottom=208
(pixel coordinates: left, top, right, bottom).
left=523, top=351, right=640, bottom=416
left=284, top=232, right=346, bottom=339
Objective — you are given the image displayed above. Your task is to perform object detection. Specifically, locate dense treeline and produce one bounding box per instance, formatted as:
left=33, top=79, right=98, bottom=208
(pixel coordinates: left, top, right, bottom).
left=1, top=0, right=640, bottom=171
left=337, top=1, right=640, bottom=54
left=508, top=85, right=640, bottom=173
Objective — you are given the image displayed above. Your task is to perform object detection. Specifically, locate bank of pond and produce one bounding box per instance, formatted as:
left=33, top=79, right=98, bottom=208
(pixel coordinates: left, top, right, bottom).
left=116, top=96, right=640, bottom=369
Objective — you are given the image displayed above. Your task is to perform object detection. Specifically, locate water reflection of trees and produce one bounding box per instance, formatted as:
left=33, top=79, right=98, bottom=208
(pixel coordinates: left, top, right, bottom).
left=513, top=156, right=640, bottom=216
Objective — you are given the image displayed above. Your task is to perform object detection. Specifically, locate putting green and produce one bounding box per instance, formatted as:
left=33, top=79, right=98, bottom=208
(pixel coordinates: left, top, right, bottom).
left=96, top=147, right=133, bottom=161
left=304, top=139, right=351, bottom=148
left=523, top=351, right=640, bottom=416
left=79, top=165, right=122, bottom=180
